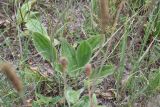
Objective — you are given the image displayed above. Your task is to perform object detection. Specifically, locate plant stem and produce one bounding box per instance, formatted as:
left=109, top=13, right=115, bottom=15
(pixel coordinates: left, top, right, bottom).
left=88, top=83, right=94, bottom=107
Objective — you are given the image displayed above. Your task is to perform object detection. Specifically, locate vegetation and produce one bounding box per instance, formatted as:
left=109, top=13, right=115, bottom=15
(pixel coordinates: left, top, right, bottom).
left=0, top=0, right=159, bottom=106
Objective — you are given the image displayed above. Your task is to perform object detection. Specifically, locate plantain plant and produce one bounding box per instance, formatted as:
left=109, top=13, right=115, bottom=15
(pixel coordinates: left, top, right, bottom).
left=15, top=1, right=115, bottom=106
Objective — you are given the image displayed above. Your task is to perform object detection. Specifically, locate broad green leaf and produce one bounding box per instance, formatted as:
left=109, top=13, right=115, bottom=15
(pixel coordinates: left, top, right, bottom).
left=66, top=88, right=83, bottom=104
left=86, top=35, right=103, bottom=49
left=26, top=19, right=48, bottom=37
left=32, top=32, right=57, bottom=62
left=89, top=64, right=114, bottom=80
left=16, top=0, right=36, bottom=24
left=61, top=38, right=77, bottom=73
left=76, top=41, right=91, bottom=67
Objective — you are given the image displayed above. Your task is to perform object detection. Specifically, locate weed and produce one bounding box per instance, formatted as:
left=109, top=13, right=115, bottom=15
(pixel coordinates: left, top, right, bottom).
left=0, top=0, right=159, bottom=106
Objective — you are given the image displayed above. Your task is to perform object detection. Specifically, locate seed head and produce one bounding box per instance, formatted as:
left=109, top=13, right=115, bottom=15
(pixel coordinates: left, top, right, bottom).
left=0, top=63, right=23, bottom=93
left=59, top=57, right=68, bottom=72
left=85, top=64, right=92, bottom=77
